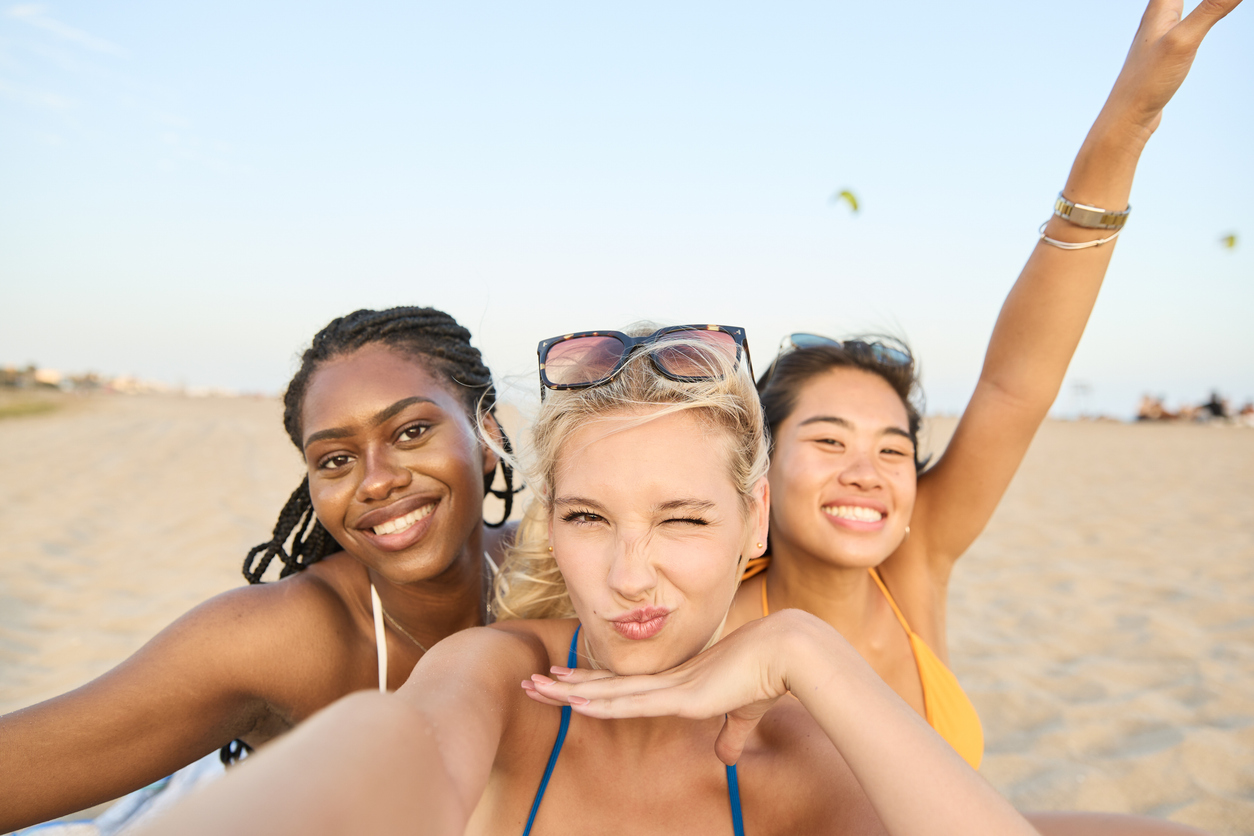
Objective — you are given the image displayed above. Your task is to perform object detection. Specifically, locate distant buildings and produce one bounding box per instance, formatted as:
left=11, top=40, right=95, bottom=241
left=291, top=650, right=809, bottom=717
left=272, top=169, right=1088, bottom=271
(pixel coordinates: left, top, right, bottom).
left=0, top=364, right=236, bottom=396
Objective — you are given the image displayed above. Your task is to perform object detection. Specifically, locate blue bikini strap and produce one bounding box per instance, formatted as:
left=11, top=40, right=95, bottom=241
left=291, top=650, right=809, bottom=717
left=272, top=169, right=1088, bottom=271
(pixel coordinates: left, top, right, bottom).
left=524, top=628, right=745, bottom=836
left=521, top=625, right=581, bottom=836
left=726, top=763, right=745, bottom=836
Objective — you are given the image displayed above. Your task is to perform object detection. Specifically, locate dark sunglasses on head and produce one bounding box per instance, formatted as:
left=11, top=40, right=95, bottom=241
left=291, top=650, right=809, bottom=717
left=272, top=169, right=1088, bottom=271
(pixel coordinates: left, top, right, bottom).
left=537, top=324, right=751, bottom=398
left=778, top=333, right=912, bottom=367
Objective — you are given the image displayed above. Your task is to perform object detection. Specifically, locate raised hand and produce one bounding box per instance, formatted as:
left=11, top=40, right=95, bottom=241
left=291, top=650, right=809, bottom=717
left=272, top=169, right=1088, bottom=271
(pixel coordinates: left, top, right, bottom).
left=1105, top=0, right=1242, bottom=137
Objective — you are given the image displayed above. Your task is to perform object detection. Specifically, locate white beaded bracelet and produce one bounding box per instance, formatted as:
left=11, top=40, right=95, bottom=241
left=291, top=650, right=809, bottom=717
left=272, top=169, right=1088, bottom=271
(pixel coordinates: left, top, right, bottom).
left=1038, top=221, right=1122, bottom=250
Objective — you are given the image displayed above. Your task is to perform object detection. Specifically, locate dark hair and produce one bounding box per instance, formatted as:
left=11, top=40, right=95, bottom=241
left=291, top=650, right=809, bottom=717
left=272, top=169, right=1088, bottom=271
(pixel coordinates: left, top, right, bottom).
left=757, top=337, right=929, bottom=473
left=241, top=306, right=517, bottom=585
left=223, top=307, right=516, bottom=766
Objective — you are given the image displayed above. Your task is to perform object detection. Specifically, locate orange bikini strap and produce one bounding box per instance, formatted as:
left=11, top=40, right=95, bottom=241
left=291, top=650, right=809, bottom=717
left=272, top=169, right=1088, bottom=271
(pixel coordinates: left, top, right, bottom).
left=761, top=573, right=770, bottom=617
left=867, top=567, right=913, bottom=634
left=740, top=555, right=770, bottom=582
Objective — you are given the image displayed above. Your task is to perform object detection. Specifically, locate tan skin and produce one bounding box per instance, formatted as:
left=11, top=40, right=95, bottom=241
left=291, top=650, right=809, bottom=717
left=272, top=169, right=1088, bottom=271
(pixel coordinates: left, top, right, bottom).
left=0, top=343, right=509, bottom=832
left=725, top=2, right=1241, bottom=832
left=134, top=409, right=1039, bottom=836
left=733, top=0, right=1243, bottom=705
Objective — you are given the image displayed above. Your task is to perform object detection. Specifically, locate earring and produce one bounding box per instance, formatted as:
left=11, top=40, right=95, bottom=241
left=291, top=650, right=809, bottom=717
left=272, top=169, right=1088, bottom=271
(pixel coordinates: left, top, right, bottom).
left=547, top=545, right=553, bottom=553
left=904, top=526, right=911, bottom=538
left=756, top=543, right=763, bottom=549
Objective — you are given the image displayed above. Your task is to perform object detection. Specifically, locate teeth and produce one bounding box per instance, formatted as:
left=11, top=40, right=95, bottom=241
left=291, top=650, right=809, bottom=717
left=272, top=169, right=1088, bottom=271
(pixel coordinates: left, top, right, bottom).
left=373, top=503, right=435, bottom=535
left=823, top=505, right=884, bottom=523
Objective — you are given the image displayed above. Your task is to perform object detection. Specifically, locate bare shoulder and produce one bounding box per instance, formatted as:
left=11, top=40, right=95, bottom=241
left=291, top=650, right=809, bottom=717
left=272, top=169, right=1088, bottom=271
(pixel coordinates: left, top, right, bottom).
left=394, top=620, right=573, bottom=776
left=182, top=554, right=362, bottom=646
left=396, top=619, right=574, bottom=742
left=403, top=617, right=575, bottom=694
left=159, top=553, right=376, bottom=716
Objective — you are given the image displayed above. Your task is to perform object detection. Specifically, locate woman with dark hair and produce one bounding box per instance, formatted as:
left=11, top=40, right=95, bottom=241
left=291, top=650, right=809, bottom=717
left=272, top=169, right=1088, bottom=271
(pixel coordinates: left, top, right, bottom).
left=726, top=2, right=1238, bottom=829
left=0, top=306, right=518, bottom=832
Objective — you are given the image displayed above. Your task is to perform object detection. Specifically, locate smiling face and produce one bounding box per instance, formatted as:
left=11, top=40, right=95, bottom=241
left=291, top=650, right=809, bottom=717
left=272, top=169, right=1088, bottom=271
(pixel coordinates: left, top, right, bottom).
left=548, top=409, right=768, bottom=675
left=767, top=367, right=916, bottom=569
left=300, top=344, right=496, bottom=583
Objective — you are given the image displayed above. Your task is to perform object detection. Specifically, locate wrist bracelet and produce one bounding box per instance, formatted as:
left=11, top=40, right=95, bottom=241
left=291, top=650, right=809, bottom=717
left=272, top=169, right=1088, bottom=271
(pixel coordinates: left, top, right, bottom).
left=1053, top=192, right=1130, bottom=230
left=1038, top=221, right=1122, bottom=250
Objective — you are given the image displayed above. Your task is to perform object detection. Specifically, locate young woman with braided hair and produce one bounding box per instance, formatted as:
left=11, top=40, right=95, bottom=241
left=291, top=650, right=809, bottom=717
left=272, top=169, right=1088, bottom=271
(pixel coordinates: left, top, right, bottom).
left=0, top=306, right=518, bottom=833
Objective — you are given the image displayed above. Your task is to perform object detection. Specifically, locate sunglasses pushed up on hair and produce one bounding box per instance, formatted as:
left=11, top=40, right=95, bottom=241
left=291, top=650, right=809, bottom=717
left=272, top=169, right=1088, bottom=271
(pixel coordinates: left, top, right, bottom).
left=776, top=333, right=912, bottom=367
left=537, top=325, right=751, bottom=398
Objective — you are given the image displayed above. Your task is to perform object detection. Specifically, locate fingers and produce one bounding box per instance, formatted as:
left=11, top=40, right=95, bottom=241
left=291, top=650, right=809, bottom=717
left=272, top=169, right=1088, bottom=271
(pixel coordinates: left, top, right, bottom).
left=713, top=713, right=762, bottom=766
left=527, top=673, right=689, bottom=719
left=520, top=680, right=568, bottom=708
left=1138, top=0, right=1183, bottom=32
left=1176, top=0, right=1242, bottom=42
left=547, top=666, right=618, bottom=685
left=518, top=666, right=621, bottom=707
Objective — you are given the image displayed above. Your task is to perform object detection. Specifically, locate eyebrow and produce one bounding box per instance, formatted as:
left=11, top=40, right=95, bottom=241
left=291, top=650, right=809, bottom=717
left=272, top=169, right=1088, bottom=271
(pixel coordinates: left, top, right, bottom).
left=798, top=415, right=913, bottom=442
left=554, top=496, right=722, bottom=516
left=656, top=499, right=717, bottom=515
left=303, top=396, right=437, bottom=450
left=551, top=497, right=718, bottom=515
left=552, top=496, right=607, bottom=513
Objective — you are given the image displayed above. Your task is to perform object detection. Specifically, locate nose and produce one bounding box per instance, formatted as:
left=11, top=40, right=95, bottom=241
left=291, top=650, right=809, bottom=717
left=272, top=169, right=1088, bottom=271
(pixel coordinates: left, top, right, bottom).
left=604, top=530, right=659, bottom=602
left=355, top=446, right=412, bottom=502
left=837, top=446, right=883, bottom=491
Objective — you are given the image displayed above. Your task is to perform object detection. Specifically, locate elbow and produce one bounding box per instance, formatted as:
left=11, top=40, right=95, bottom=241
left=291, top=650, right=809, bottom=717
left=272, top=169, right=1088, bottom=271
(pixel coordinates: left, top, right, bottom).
left=972, top=376, right=1057, bottom=423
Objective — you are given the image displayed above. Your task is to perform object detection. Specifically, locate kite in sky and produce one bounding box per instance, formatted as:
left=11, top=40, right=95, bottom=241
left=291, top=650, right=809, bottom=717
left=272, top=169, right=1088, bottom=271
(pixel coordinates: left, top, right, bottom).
left=831, top=189, right=859, bottom=214
left=1219, top=232, right=1238, bottom=250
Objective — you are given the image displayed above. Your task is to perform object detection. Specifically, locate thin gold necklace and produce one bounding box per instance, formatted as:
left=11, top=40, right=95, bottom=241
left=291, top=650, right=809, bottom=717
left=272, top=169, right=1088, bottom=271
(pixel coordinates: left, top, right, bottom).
left=379, top=605, right=429, bottom=653
left=375, top=551, right=496, bottom=653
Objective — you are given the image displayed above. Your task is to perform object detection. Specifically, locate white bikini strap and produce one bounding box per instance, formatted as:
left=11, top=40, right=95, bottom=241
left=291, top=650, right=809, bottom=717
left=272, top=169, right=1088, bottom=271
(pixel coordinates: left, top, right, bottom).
left=370, top=583, right=388, bottom=693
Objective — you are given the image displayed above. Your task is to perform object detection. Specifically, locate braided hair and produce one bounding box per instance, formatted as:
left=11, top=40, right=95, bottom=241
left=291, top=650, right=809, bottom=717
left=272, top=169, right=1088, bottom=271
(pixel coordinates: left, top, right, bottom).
left=241, top=306, right=517, bottom=585
left=223, top=307, right=516, bottom=765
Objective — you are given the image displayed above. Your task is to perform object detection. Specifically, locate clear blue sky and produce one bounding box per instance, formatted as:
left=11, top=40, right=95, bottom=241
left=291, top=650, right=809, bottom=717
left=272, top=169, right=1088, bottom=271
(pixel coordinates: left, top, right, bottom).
left=2, top=1, right=1251, bottom=417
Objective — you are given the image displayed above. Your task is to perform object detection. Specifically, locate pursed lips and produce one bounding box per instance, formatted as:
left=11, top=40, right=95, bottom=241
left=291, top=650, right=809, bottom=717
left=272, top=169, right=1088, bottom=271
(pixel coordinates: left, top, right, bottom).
left=610, top=606, right=671, bottom=641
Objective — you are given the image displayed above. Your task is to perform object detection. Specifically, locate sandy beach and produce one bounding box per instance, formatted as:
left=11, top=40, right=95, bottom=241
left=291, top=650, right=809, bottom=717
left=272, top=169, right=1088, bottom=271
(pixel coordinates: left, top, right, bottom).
left=1, top=396, right=1251, bottom=834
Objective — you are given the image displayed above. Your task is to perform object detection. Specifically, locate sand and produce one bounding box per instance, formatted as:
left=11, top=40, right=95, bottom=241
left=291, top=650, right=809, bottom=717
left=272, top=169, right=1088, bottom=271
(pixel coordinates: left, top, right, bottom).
left=1, top=396, right=1251, bottom=834
left=925, top=417, right=1254, bottom=835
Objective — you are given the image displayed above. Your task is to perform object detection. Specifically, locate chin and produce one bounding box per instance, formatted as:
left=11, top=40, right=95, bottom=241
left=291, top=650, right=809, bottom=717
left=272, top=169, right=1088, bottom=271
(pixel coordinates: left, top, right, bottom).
left=816, top=542, right=892, bottom=570
left=592, top=634, right=703, bottom=676
left=378, top=550, right=459, bottom=585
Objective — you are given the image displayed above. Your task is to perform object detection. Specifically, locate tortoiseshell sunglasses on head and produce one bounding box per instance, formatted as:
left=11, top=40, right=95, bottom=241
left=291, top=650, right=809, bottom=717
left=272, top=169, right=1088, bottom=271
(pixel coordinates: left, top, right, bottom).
left=537, top=325, right=751, bottom=398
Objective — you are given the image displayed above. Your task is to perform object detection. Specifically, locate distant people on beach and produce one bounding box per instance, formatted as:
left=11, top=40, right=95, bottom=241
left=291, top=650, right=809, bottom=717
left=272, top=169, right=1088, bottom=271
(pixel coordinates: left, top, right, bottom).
left=1137, top=390, right=1248, bottom=423
left=1203, top=390, right=1230, bottom=419
left=1137, top=394, right=1177, bottom=421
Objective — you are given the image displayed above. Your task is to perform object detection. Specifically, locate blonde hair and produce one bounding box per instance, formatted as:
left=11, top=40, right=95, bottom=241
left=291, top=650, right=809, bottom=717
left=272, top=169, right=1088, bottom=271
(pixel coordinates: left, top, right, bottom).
left=491, top=326, right=768, bottom=621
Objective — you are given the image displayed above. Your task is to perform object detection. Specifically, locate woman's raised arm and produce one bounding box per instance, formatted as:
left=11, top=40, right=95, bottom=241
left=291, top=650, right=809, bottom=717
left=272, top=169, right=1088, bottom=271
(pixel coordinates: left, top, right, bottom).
left=914, top=0, right=1242, bottom=565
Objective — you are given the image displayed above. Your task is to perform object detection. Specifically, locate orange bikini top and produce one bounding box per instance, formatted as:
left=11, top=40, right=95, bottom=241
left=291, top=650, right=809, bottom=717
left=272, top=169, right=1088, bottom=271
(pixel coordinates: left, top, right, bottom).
left=742, top=557, right=983, bottom=769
